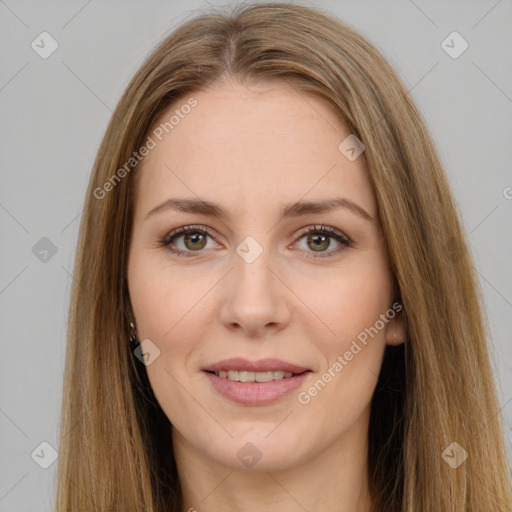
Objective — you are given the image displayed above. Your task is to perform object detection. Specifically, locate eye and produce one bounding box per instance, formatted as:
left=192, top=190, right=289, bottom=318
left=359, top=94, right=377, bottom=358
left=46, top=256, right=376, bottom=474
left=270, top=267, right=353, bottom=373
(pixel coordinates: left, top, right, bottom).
left=159, top=224, right=351, bottom=258
left=159, top=224, right=217, bottom=258
left=293, top=224, right=351, bottom=258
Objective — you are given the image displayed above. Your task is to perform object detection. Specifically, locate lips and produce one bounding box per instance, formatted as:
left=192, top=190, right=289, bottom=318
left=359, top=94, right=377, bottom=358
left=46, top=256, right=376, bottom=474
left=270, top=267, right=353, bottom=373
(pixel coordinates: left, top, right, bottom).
left=202, top=357, right=310, bottom=374
left=202, top=358, right=312, bottom=405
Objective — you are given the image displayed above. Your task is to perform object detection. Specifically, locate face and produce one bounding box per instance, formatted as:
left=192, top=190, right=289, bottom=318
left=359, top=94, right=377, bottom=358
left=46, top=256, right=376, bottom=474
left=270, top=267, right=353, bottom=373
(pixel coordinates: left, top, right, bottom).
left=127, top=79, right=404, bottom=472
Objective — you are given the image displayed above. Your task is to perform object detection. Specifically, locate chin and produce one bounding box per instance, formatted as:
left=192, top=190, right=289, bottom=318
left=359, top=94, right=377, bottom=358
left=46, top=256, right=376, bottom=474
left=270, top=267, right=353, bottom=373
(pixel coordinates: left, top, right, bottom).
left=205, top=432, right=309, bottom=472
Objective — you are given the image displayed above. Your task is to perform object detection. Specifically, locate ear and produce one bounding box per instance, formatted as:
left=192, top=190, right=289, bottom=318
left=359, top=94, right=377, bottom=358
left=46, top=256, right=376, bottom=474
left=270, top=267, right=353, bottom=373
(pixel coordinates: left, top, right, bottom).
left=385, top=308, right=406, bottom=346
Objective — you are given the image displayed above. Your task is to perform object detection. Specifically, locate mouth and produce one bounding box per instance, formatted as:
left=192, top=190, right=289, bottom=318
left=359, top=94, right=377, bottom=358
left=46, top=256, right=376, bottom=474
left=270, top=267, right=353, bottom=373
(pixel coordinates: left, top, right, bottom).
left=206, top=369, right=305, bottom=382
left=202, top=358, right=312, bottom=406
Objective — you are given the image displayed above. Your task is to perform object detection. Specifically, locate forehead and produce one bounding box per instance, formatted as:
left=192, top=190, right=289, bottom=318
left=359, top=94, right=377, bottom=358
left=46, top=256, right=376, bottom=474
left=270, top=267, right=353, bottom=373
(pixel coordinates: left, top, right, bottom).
left=134, top=80, right=376, bottom=221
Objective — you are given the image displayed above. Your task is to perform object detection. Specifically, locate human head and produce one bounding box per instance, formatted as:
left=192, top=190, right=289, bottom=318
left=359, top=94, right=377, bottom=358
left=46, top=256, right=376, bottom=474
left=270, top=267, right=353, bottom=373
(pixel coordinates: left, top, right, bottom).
left=127, top=75, right=404, bottom=472
left=56, top=3, right=512, bottom=511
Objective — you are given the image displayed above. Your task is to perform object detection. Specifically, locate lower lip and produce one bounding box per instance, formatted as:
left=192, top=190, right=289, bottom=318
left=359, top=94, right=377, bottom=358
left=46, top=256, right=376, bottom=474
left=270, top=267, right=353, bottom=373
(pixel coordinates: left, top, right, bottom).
left=204, top=371, right=310, bottom=406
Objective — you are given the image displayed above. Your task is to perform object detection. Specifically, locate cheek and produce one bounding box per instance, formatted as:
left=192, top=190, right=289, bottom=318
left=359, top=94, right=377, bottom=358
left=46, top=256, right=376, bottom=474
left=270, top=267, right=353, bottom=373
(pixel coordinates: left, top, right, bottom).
left=293, top=265, right=391, bottom=442
left=293, top=249, right=393, bottom=355
left=128, top=249, right=215, bottom=343
left=294, top=253, right=392, bottom=425
left=128, top=252, right=213, bottom=433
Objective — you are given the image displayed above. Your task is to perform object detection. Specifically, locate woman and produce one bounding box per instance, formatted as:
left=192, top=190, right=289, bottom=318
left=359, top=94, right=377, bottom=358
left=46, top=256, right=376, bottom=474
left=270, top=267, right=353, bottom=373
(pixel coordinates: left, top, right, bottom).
left=55, top=2, right=512, bottom=511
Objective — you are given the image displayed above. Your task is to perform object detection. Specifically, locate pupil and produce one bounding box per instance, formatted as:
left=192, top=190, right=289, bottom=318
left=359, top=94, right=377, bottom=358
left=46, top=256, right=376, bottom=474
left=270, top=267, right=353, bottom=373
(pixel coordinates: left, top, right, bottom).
left=310, top=234, right=328, bottom=251
left=186, top=232, right=205, bottom=250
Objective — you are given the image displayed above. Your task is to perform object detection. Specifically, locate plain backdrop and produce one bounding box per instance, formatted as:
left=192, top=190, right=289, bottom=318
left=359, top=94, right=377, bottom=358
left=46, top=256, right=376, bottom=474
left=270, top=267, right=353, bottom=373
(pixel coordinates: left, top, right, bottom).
left=1, top=1, right=511, bottom=510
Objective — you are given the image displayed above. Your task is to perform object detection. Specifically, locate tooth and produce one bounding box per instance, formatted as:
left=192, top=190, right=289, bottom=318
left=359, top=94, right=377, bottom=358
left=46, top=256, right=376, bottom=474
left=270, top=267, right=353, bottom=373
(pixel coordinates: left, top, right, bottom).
left=255, top=371, right=274, bottom=383
left=227, top=370, right=240, bottom=381
left=239, top=371, right=256, bottom=382
left=214, top=370, right=297, bottom=382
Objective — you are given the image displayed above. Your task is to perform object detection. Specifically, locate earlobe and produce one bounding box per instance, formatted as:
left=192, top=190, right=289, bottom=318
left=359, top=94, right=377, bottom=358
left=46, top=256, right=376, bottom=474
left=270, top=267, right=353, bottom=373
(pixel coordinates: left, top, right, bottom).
left=385, top=311, right=406, bottom=346
left=129, top=320, right=141, bottom=347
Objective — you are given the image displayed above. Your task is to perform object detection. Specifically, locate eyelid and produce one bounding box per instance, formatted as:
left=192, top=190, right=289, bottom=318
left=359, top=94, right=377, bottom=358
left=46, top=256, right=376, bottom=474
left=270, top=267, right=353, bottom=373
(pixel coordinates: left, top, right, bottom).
left=161, top=224, right=218, bottom=244
left=294, top=224, right=351, bottom=244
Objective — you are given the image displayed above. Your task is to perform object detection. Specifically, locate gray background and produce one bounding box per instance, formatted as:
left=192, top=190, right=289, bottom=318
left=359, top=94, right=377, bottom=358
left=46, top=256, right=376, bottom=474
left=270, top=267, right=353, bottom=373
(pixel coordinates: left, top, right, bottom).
left=1, top=1, right=511, bottom=510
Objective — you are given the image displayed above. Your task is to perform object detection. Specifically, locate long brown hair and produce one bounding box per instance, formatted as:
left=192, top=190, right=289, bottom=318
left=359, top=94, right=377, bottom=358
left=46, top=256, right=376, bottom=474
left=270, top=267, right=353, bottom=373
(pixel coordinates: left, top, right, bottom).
left=55, top=2, right=512, bottom=510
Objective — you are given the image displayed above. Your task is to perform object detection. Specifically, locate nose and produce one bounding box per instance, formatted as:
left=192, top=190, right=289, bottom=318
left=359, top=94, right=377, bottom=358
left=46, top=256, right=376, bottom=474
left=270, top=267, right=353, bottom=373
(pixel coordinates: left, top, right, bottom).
left=218, top=242, right=291, bottom=338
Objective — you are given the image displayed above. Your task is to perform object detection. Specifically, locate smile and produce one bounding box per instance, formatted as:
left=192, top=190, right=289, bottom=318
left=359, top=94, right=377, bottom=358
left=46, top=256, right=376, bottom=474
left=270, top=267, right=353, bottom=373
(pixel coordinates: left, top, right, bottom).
left=202, top=357, right=312, bottom=405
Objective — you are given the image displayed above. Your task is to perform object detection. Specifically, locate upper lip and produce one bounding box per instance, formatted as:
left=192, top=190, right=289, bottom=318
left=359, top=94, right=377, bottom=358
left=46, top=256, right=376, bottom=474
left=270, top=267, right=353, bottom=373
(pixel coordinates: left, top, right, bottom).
left=203, top=358, right=310, bottom=374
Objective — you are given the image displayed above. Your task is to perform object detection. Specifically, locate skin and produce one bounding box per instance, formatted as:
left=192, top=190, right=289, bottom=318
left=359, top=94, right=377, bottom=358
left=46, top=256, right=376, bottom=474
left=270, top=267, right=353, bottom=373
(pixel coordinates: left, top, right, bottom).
left=127, top=79, right=405, bottom=512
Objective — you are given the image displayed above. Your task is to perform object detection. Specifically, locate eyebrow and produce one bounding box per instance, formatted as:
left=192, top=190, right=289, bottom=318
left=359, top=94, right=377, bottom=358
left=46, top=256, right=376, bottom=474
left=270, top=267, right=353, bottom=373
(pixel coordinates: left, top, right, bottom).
left=145, top=196, right=374, bottom=223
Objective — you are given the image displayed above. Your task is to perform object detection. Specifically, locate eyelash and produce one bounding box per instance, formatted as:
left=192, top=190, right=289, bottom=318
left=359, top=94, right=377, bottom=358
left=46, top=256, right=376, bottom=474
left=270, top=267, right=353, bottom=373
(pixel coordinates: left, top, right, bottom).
left=159, top=224, right=351, bottom=259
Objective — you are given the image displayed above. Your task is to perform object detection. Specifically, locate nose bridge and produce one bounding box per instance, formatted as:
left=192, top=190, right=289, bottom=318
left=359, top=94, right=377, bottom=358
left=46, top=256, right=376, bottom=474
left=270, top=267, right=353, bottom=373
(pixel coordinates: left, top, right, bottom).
left=232, top=233, right=276, bottom=293
left=218, top=232, right=290, bottom=333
